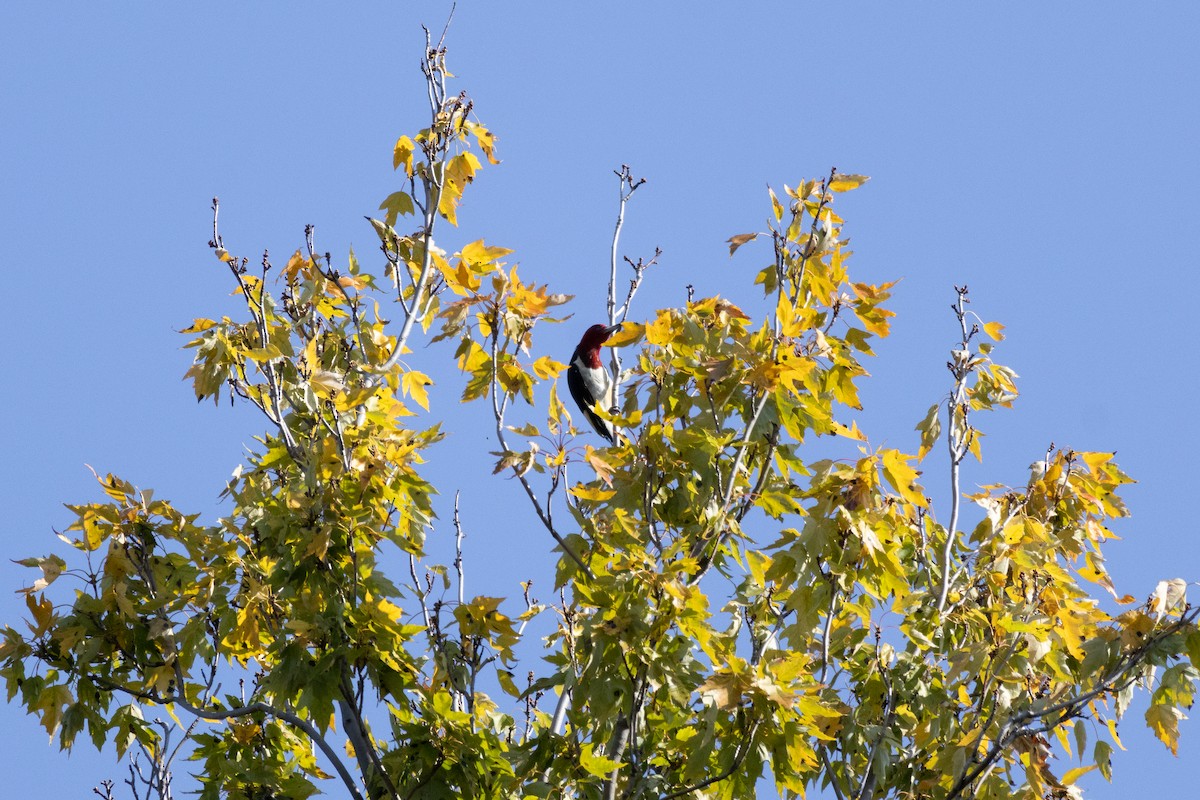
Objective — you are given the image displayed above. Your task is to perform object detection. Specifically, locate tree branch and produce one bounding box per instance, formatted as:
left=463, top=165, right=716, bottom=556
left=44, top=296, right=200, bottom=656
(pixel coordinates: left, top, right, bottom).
left=937, top=286, right=973, bottom=615
left=488, top=320, right=592, bottom=577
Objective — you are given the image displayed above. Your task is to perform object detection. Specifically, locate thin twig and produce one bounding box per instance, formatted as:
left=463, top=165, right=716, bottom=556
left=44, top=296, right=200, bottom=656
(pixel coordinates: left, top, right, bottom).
left=377, top=28, right=454, bottom=379
left=938, top=286, right=973, bottom=614
left=606, top=166, right=648, bottom=422
left=488, top=318, right=592, bottom=577
left=453, top=492, right=465, bottom=609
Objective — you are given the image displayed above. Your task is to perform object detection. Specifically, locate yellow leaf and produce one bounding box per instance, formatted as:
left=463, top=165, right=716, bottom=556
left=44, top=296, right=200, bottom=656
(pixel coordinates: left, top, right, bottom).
left=532, top=356, right=565, bottom=379
left=33, top=684, right=74, bottom=738
left=25, top=593, right=54, bottom=634
left=1145, top=704, right=1183, bottom=755
left=831, top=420, right=867, bottom=441
left=438, top=182, right=461, bottom=226
left=245, top=345, right=283, bottom=363
left=968, top=429, right=983, bottom=462
left=497, top=670, right=520, bottom=697
left=401, top=370, right=433, bottom=411
left=376, top=597, right=405, bottom=623
left=231, top=721, right=261, bottom=746
left=776, top=298, right=798, bottom=337
left=466, top=121, right=499, bottom=164
left=606, top=322, right=644, bottom=348
left=1079, top=551, right=1117, bottom=598
left=1062, top=765, right=1097, bottom=786
left=829, top=173, right=869, bottom=192
left=1001, top=519, right=1024, bottom=545
left=378, top=191, right=415, bottom=226
left=769, top=187, right=783, bottom=222
left=460, top=239, right=514, bottom=266
left=180, top=318, right=217, bottom=333
left=1056, top=609, right=1088, bottom=658
left=1081, top=451, right=1116, bottom=473
left=446, top=152, right=482, bottom=187
left=569, top=484, right=615, bottom=502
left=983, top=321, right=1005, bottom=341
left=1118, top=610, right=1154, bottom=648
left=310, top=369, right=345, bottom=396
left=579, top=742, right=623, bottom=779
left=881, top=449, right=927, bottom=508
left=582, top=449, right=613, bottom=485
left=1106, top=718, right=1125, bottom=750
left=393, top=135, right=416, bottom=176
left=915, top=403, right=942, bottom=462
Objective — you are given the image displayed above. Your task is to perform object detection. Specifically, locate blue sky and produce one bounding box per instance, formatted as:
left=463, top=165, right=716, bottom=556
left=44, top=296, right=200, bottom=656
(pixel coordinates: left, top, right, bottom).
left=2, top=3, right=1198, bottom=797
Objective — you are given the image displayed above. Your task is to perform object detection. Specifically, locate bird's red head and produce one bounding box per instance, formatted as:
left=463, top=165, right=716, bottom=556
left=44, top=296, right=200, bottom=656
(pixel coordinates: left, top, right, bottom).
left=578, top=323, right=622, bottom=352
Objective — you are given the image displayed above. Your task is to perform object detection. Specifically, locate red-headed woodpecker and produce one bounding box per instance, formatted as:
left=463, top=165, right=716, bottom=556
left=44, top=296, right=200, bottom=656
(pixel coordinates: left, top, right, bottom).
left=567, top=323, right=622, bottom=444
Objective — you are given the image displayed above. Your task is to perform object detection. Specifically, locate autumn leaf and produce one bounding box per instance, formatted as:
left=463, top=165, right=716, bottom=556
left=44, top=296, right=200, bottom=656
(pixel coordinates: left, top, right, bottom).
left=32, top=684, right=74, bottom=738
left=180, top=318, right=217, bottom=333
left=401, top=370, right=433, bottom=411
left=531, top=356, right=565, bottom=379
left=569, top=484, right=615, bottom=502
left=727, top=232, right=759, bottom=255
left=460, top=239, right=514, bottom=266
left=829, top=173, right=869, bottom=192
left=579, top=743, right=623, bottom=779
left=915, top=403, right=942, bottom=462
left=378, top=191, right=415, bottom=226
left=1150, top=578, right=1188, bottom=619
left=880, top=449, right=928, bottom=508
left=393, top=135, right=416, bottom=175
left=1145, top=704, right=1183, bottom=755
left=26, top=555, right=66, bottom=593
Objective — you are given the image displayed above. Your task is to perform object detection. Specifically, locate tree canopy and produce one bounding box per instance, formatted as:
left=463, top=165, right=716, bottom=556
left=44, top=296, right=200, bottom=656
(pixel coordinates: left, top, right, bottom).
left=4, top=32, right=1198, bottom=800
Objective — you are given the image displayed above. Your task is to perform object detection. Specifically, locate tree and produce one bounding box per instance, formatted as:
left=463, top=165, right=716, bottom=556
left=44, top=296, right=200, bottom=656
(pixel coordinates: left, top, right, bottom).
left=4, top=31, right=1197, bottom=800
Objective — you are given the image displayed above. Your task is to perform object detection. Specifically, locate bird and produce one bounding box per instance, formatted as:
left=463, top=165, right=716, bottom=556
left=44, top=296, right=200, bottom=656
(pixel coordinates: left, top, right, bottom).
left=567, top=323, right=622, bottom=444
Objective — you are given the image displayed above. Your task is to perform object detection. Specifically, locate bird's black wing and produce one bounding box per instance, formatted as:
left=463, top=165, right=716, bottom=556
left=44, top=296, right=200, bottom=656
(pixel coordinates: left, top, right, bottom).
left=567, top=360, right=615, bottom=443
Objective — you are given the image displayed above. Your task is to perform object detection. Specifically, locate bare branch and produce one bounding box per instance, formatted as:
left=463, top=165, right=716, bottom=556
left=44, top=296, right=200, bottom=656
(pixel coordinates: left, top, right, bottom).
left=606, top=166, right=650, bottom=426
left=938, top=286, right=973, bottom=614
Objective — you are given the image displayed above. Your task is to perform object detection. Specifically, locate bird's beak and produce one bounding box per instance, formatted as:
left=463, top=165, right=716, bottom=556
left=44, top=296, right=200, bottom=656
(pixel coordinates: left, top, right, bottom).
left=603, top=323, right=623, bottom=339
